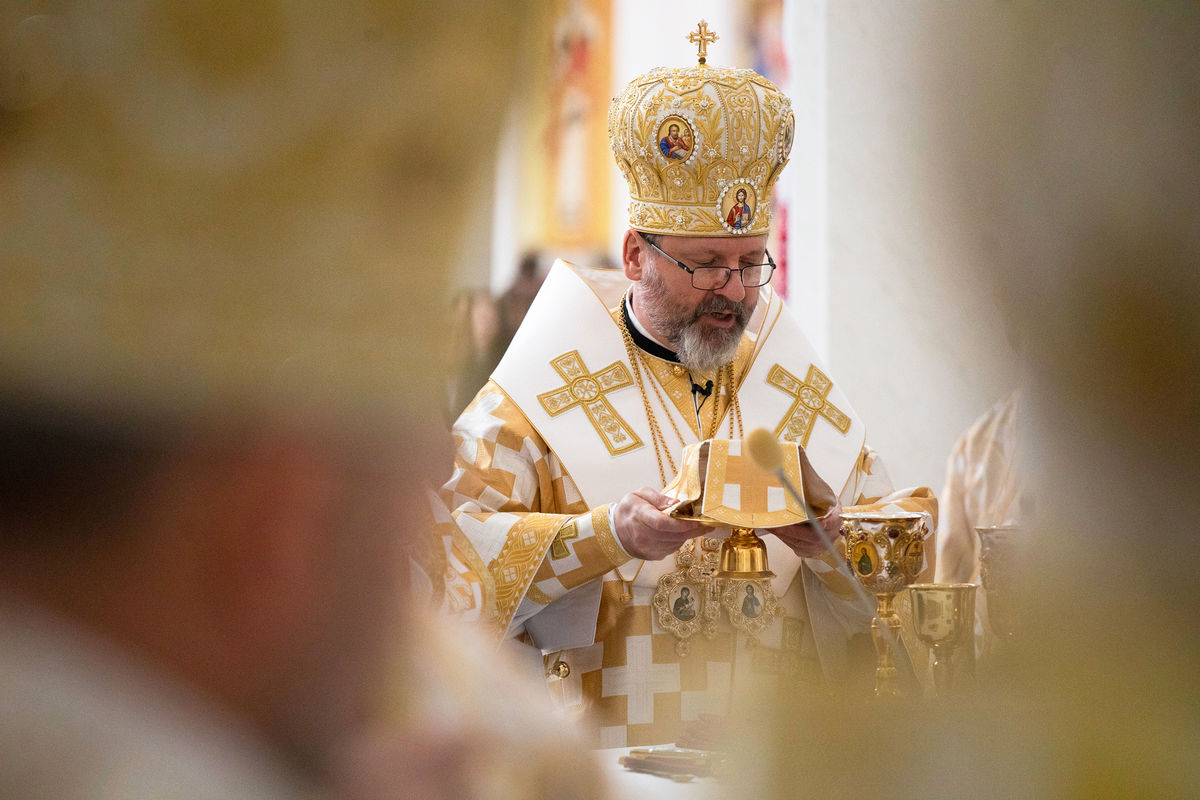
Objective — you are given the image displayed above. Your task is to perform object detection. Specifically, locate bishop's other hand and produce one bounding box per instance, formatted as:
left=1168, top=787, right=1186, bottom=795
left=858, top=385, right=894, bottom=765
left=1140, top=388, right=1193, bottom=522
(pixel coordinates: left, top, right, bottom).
left=612, top=487, right=712, bottom=561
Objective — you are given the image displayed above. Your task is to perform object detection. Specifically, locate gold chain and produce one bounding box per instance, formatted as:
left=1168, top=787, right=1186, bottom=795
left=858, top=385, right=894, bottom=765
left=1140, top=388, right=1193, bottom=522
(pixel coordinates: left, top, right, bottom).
left=612, top=559, right=646, bottom=604
left=619, top=303, right=677, bottom=485
left=638, top=351, right=688, bottom=453
left=707, top=361, right=743, bottom=440
left=727, top=364, right=743, bottom=438
left=707, top=363, right=736, bottom=440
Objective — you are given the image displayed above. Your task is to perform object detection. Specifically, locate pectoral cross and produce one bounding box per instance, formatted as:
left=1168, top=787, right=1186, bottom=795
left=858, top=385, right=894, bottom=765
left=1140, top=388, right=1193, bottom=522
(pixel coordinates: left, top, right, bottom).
left=688, top=20, right=719, bottom=65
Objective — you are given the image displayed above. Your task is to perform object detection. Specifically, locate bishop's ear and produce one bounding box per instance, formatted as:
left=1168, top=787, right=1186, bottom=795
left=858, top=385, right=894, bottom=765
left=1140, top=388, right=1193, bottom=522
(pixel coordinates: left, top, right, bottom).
left=621, top=229, right=648, bottom=281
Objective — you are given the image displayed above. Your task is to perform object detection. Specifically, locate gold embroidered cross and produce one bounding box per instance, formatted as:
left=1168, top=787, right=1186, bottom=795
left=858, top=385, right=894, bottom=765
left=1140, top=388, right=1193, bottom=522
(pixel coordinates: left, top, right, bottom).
left=688, top=20, right=719, bottom=64
left=767, top=363, right=852, bottom=446
left=537, top=350, right=643, bottom=456
left=549, top=520, right=578, bottom=560
left=713, top=447, right=771, bottom=516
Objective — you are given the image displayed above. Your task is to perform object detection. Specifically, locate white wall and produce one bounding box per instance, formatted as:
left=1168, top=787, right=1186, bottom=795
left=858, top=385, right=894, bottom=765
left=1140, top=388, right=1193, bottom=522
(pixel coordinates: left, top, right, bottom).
left=824, top=1, right=1020, bottom=491
left=780, top=0, right=829, bottom=362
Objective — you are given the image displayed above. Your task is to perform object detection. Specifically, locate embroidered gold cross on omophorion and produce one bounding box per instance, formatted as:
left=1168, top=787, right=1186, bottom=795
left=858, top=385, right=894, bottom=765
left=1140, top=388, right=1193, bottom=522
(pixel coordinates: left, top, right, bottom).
left=537, top=350, right=643, bottom=456
left=767, top=363, right=851, bottom=446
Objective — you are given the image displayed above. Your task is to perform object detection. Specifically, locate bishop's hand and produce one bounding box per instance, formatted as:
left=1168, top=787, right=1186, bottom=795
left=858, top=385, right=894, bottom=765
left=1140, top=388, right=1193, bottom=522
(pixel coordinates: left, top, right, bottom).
left=612, top=487, right=712, bottom=561
left=767, top=498, right=844, bottom=559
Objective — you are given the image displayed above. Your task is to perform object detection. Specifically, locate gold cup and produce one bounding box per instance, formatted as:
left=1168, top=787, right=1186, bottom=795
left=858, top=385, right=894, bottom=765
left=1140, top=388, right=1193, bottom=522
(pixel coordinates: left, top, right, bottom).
left=908, top=583, right=977, bottom=696
left=716, top=527, right=775, bottom=579
left=975, top=525, right=1024, bottom=644
left=841, top=511, right=930, bottom=698
left=658, top=436, right=834, bottom=646
left=666, top=437, right=836, bottom=583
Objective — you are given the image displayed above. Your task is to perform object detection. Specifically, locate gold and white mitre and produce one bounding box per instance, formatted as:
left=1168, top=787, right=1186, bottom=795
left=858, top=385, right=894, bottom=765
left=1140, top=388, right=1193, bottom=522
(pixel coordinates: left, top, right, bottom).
left=608, top=20, right=795, bottom=237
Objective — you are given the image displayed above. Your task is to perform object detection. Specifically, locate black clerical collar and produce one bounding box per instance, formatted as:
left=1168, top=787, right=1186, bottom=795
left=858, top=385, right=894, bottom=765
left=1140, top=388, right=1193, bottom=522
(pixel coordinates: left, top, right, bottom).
left=621, top=295, right=679, bottom=363
left=623, top=296, right=716, bottom=412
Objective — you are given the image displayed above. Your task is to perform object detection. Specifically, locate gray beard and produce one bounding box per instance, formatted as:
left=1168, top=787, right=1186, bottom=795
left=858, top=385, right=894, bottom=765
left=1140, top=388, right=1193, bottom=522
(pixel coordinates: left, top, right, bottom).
left=638, top=265, right=749, bottom=372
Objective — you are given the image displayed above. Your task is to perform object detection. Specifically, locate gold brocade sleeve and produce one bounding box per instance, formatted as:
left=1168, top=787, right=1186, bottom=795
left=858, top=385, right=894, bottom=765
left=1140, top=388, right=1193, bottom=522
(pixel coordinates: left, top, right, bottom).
left=439, top=380, right=633, bottom=643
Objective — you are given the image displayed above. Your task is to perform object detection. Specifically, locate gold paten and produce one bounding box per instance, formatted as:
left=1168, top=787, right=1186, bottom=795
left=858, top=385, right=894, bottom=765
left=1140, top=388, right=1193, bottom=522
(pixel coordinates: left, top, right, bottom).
left=663, top=438, right=815, bottom=529
left=841, top=511, right=930, bottom=698
left=663, top=437, right=834, bottom=583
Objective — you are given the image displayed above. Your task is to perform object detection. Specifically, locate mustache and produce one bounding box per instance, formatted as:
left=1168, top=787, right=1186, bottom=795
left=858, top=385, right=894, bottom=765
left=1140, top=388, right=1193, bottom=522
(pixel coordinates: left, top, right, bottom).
left=691, top=295, right=749, bottom=325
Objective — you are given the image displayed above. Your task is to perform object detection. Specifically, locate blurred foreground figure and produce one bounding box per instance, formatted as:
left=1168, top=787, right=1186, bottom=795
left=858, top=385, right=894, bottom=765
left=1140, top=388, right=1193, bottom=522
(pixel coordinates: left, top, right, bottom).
left=735, top=2, right=1200, bottom=797
left=0, top=2, right=602, bottom=798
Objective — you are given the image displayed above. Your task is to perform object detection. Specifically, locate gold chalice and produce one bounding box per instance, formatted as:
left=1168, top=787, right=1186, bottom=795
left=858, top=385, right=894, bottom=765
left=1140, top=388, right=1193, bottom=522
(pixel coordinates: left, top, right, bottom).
left=841, top=511, right=930, bottom=698
left=976, top=525, right=1025, bottom=644
left=663, top=436, right=836, bottom=580
left=908, top=583, right=976, bottom=696
left=658, top=437, right=837, bottom=646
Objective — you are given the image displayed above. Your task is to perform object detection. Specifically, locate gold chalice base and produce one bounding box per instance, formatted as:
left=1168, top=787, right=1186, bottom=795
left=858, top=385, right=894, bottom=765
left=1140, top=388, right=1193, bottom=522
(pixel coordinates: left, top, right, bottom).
left=715, top=527, right=775, bottom=580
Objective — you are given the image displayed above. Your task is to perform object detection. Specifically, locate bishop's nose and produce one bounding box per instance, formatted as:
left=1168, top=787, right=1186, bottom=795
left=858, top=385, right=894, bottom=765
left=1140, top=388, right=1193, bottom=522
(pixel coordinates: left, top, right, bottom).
left=713, top=270, right=748, bottom=302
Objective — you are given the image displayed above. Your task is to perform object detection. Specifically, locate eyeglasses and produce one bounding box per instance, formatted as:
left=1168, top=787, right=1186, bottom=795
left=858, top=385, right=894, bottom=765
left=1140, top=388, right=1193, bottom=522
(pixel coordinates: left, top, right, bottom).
left=642, top=235, right=776, bottom=291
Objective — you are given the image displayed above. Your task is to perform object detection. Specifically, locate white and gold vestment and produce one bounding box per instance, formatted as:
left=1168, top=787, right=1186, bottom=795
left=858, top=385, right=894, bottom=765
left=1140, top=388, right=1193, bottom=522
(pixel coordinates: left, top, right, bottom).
left=439, top=261, right=937, bottom=747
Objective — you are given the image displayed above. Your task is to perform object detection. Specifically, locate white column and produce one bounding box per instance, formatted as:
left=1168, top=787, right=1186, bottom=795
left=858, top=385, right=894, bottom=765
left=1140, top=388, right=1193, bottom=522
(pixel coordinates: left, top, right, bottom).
left=782, top=0, right=829, bottom=361
left=489, top=102, right=523, bottom=295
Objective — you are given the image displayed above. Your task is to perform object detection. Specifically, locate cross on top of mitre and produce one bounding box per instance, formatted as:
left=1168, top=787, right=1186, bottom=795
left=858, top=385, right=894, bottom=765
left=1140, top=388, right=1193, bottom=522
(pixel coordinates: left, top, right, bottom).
left=688, top=20, right=719, bottom=64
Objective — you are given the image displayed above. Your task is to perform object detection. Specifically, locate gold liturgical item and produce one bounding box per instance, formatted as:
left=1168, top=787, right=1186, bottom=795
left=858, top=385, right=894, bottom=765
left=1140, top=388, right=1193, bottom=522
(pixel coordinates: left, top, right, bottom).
left=655, top=437, right=836, bottom=648
left=717, top=527, right=774, bottom=580
left=908, top=583, right=976, bottom=696
left=976, top=525, right=1025, bottom=644
left=841, top=511, right=930, bottom=698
